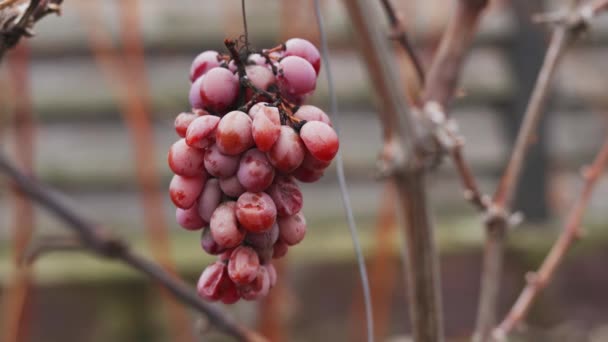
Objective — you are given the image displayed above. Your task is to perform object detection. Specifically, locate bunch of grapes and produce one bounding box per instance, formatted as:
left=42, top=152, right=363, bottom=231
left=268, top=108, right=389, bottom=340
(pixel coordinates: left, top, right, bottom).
left=168, top=38, right=339, bottom=303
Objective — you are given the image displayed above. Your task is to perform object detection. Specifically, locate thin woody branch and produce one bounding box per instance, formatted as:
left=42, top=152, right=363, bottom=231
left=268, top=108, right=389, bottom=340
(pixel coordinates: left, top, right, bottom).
left=475, top=2, right=608, bottom=340
left=0, top=154, right=266, bottom=342
left=493, top=134, right=608, bottom=340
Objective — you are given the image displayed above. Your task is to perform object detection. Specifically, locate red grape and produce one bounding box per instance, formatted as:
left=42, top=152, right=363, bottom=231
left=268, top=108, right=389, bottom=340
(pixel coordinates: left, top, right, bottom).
left=245, top=222, right=279, bottom=249
left=210, top=202, right=245, bottom=248
left=285, top=38, right=321, bottom=75
left=197, top=261, right=225, bottom=301
left=189, top=76, right=205, bottom=109
left=277, top=56, right=316, bottom=96
left=299, top=121, right=339, bottom=162
left=266, top=175, right=303, bottom=217
left=278, top=212, right=306, bottom=245
left=201, top=227, right=226, bottom=255
left=294, top=105, right=332, bottom=126
left=185, top=115, right=220, bottom=149
left=240, top=266, right=270, bottom=301
left=293, top=165, right=324, bottom=183
left=267, top=126, right=305, bottom=173
left=236, top=192, right=277, bottom=233
left=168, top=139, right=206, bottom=177
left=301, top=150, right=331, bottom=169
left=237, top=149, right=275, bottom=192
left=219, top=277, right=240, bottom=304
left=245, top=65, right=275, bottom=100
left=219, top=175, right=246, bottom=198
left=189, top=50, right=221, bottom=82
left=174, top=112, right=197, bottom=138
left=176, top=205, right=207, bottom=231
left=200, top=67, right=239, bottom=112
left=169, top=174, right=206, bottom=209
left=227, top=245, right=260, bottom=285
left=204, top=144, right=240, bottom=178
left=216, top=111, right=254, bottom=155
left=273, top=240, right=289, bottom=258
left=198, top=178, right=222, bottom=222
left=251, top=105, right=281, bottom=152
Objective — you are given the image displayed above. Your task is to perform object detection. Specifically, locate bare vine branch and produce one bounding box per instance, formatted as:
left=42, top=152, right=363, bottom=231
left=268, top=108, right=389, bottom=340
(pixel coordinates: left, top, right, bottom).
left=0, top=154, right=266, bottom=342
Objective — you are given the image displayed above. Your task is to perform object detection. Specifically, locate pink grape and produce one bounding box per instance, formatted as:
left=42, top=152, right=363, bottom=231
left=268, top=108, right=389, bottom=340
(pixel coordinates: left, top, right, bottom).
left=273, top=240, right=289, bottom=258
left=200, top=67, right=239, bottom=112
left=189, top=76, right=205, bottom=109
left=294, top=105, right=332, bottom=126
left=245, top=222, right=279, bottom=249
left=267, top=126, right=305, bottom=173
left=201, top=227, right=226, bottom=255
left=216, top=111, right=254, bottom=155
left=185, top=115, right=220, bottom=149
left=264, top=264, right=277, bottom=288
left=176, top=205, right=207, bottom=231
left=277, top=56, right=316, bottom=96
left=293, top=165, right=324, bottom=183
left=189, top=50, right=221, bottom=82
left=248, top=53, right=267, bottom=66
left=204, top=144, right=240, bottom=178
left=197, top=261, right=226, bottom=301
left=266, top=175, right=303, bottom=217
left=237, top=149, right=275, bottom=192
left=299, top=121, right=339, bottom=162
left=301, top=150, right=331, bottom=169
left=245, top=65, right=276, bottom=101
left=169, top=174, right=206, bottom=209
left=198, top=178, right=222, bottom=222
left=210, top=202, right=245, bottom=248
left=227, top=246, right=260, bottom=285
left=285, top=38, right=321, bottom=75
left=174, top=112, right=197, bottom=138
left=251, top=105, right=281, bottom=152
left=240, top=266, right=270, bottom=300
left=219, top=175, right=246, bottom=198
left=219, top=277, right=240, bottom=304
left=168, top=139, right=206, bottom=177
left=278, top=212, right=307, bottom=246
left=236, top=192, right=277, bottom=233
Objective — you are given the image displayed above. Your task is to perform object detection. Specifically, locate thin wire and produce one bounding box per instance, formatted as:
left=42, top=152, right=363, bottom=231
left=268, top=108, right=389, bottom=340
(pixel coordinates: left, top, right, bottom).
left=313, top=1, right=374, bottom=341
left=241, top=0, right=249, bottom=49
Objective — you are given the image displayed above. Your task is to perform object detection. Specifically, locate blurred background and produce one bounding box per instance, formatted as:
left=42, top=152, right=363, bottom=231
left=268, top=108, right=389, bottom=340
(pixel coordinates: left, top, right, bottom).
left=1, top=0, right=608, bottom=341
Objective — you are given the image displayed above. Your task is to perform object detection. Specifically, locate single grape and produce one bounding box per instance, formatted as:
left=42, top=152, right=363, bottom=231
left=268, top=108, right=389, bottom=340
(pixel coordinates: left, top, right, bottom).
left=176, top=205, right=207, bottom=231
left=185, top=115, right=220, bottom=149
left=284, top=38, right=321, bottom=75
left=189, top=50, right=221, bottom=82
left=210, top=202, right=245, bottom=248
left=200, top=227, right=226, bottom=255
left=245, top=65, right=276, bottom=101
left=216, top=111, right=254, bottom=155
left=169, top=174, right=206, bottom=209
left=237, top=149, right=275, bottom=192
left=277, top=56, right=317, bottom=96
left=189, top=76, right=205, bottom=109
left=292, top=165, right=324, bottom=183
left=174, top=112, right=197, bottom=138
left=240, top=266, right=270, bottom=301
left=278, top=212, right=307, bottom=246
left=219, top=276, right=240, bottom=304
left=264, top=264, right=277, bottom=288
left=198, top=178, right=222, bottom=222
left=197, top=261, right=226, bottom=301
left=294, top=105, right=332, bottom=126
left=245, top=222, right=279, bottom=249
left=273, top=240, right=289, bottom=259
left=204, top=144, right=240, bottom=178
left=200, top=67, right=239, bottom=113
left=267, top=126, right=305, bottom=173
left=236, top=192, right=277, bottom=233
left=266, top=175, right=303, bottom=217
left=168, top=139, right=206, bottom=177
left=227, top=246, right=260, bottom=285
left=251, top=105, right=281, bottom=152
left=301, top=150, right=331, bottom=170
left=219, top=175, right=246, bottom=198
left=299, top=121, right=339, bottom=162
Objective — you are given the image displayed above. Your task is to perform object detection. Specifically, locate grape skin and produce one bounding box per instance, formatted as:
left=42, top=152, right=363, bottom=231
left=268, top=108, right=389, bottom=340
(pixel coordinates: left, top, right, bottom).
left=237, top=148, right=275, bottom=192
left=174, top=112, right=197, bottom=138
left=251, top=106, right=281, bottom=152
left=285, top=38, right=321, bottom=75
left=169, top=174, right=206, bottom=209
left=216, top=111, right=254, bottom=155
left=277, top=56, right=317, bottom=96
left=267, top=126, right=305, bottom=173
left=176, top=205, right=207, bottom=231
left=204, top=144, right=240, bottom=178
left=189, top=50, right=221, bottom=82
left=197, top=261, right=226, bottom=301
left=189, top=76, right=205, bottom=110
left=185, top=115, right=220, bottom=149
left=210, top=202, right=245, bottom=248
left=227, top=246, right=260, bottom=285
left=199, top=67, right=239, bottom=112
left=236, top=192, right=277, bottom=233
left=294, top=105, right=332, bottom=126
left=299, top=121, right=339, bottom=162
left=266, top=175, right=303, bottom=217
left=168, top=139, right=206, bottom=177
left=278, top=212, right=307, bottom=245
left=219, top=175, right=246, bottom=198
left=201, top=227, right=226, bottom=255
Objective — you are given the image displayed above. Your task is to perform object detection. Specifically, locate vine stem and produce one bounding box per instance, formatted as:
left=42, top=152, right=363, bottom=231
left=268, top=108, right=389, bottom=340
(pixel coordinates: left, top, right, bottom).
left=0, top=154, right=266, bottom=342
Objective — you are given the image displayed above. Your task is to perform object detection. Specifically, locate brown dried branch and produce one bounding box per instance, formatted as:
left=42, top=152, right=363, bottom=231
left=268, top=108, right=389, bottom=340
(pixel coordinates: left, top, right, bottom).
left=492, top=135, right=608, bottom=339
left=0, top=0, right=62, bottom=61
left=344, top=1, right=443, bottom=341
left=0, top=154, right=266, bottom=342
left=474, top=2, right=608, bottom=340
